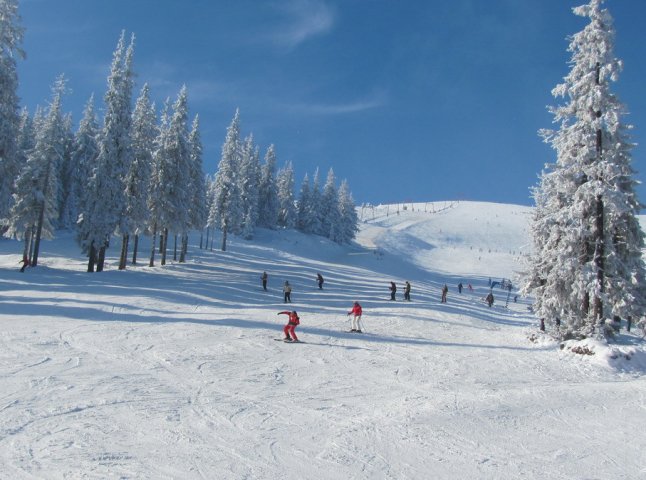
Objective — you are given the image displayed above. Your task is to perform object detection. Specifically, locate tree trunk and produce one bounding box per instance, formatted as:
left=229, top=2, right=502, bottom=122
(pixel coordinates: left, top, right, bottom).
left=132, top=234, right=139, bottom=264
left=161, top=228, right=168, bottom=266
left=22, top=228, right=32, bottom=260
left=205, top=226, right=210, bottom=251
left=593, top=194, right=604, bottom=322
left=31, top=201, right=47, bottom=267
left=87, top=242, right=97, bottom=272
left=221, top=223, right=228, bottom=252
left=173, top=234, right=178, bottom=261
left=118, top=234, right=129, bottom=270
left=179, top=233, right=187, bottom=263
left=149, top=225, right=157, bottom=267
left=97, top=244, right=106, bottom=272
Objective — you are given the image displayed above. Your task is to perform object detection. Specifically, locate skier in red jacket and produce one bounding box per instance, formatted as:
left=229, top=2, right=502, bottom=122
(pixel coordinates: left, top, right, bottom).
left=278, top=310, right=300, bottom=341
left=347, top=301, right=363, bottom=333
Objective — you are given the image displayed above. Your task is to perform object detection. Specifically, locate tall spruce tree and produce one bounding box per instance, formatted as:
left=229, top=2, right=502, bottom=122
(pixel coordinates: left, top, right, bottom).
left=5, top=76, right=66, bottom=266
left=74, top=96, right=101, bottom=268
left=126, top=83, right=156, bottom=265
left=89, top=32, right=135, bottom=272
left=336, top=179, right=358, bottom=244
left=276, top=161, right=296, bottom=229
left=257, top=144, right=279, bottom=229
left=210, top=109, right=243, bottom=251
left=320, top=168, right=340, bottom=240
left=239, top=134, right=260, bottom=239
left=185, top=114, right=207, bottom=258
left=0, top=0, right=24, bottom=225
left=523, top=0, right=646, bottom=338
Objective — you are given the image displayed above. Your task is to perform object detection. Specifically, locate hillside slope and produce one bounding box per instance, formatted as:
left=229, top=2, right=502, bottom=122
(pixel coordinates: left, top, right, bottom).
left=0, top=201, right=645, bottom=479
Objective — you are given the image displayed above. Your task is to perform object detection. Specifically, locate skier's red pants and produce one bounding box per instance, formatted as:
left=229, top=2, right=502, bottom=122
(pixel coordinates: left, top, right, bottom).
left=283, top=323, right=298, bottom=341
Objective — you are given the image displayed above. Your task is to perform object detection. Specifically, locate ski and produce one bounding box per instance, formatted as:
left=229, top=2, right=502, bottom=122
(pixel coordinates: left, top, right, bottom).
left=273, top=338, right=304, bottom=343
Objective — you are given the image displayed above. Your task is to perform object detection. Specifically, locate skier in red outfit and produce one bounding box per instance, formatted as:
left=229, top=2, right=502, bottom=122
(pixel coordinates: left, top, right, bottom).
left=278, top=310, right=300, bottom=341
left=347, top=301, right=363, bottom=332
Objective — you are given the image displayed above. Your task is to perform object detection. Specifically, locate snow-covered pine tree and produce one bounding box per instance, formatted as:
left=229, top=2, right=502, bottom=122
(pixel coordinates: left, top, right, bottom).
left=309, top=168, right=323, bottom=235
left=11, top=108, right=35, bottom=258
left=276, top=161, right=296, bottom=229
left=0, top=0, right=24, bottom=226
left=57, top=113, right=75, bottom=229
left=210, top=109, right=243, bottom=251
left=74, top=95, right=101, bottom=269
left=336, top=179, right=358, bottom=244
left=186, top=114, right=207, bottom=256
left=5, top=76, right=66, bottom=266
left=296, top=173, right=312, bottom=233
left=90, top=32, right=135, bottom=272
left=257, top=144, right=279, bottom=229
left=239, top=134, right=260, bottom=240
left=164, top=86, right=192, bottom=263
left=148, top=98, right=171, bottom=267
left=320, top=168, right=340, bottom=240
left=204, top=174, right=217, bottom=250
left=523, top=0, right=646, bottom=338
left=126, top=83, right=156, bottom=265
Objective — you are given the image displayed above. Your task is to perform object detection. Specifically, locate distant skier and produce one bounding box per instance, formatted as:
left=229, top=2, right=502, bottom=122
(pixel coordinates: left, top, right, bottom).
left=261, top=271, right=268, bottom=291
left=389, top=281, right=397, bottom=301
left=317, top=273, right=324, bottom=290
left=441, top=284, right=448, bottom=303
left=347, top=301, right=363, bottom=332
left=283, top=281, right=292, bottom=303
left=467, top=283, right=473, bottom=292
left=485, top=292, right=494, bottom=307
left=404, top=281, right=411, bottom=301
left=278, top=310, right=300, bottom=342
left=458, top=282, right=463, bottom=294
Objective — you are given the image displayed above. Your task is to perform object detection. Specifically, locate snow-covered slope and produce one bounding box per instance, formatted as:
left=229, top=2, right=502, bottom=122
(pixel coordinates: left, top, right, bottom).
left=0, top=201, right=645, bottom=479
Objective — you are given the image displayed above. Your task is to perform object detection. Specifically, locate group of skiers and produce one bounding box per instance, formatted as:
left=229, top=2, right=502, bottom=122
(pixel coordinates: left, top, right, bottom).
left=266, top=272, right=502, bottom=341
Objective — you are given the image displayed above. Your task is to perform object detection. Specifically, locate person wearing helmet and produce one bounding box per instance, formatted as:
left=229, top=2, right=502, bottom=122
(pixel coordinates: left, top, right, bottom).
left=347, top=301, right=363, bottom=333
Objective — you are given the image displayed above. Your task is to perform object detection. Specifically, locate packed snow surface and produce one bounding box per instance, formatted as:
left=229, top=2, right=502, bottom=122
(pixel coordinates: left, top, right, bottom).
left=1, top=201, right=645, bottom=479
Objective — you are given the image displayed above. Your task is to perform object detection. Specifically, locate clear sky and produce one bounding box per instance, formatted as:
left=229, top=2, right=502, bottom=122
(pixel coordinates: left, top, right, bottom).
left=15, top=0, right=646, bottom=207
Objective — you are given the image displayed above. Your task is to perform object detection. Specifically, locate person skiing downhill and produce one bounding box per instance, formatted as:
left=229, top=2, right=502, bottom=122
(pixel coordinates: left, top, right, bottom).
left=317, top=273, right=324, bottom=290
left=347, top=301, right=363, bottom=332
left=441, top=284, right=448, bottom=303
left=404, top=281, right=411, bottom=301
left=389, top=281, right=397, bottom=301
left=261, top=271, right=268, bottom=291
left=278, top=310, right=300, bottom=341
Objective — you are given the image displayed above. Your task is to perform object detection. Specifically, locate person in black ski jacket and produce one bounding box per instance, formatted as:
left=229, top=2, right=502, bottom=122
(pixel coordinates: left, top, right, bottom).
left=261, top=271, right=268, bottom=291
left=389, top=281, right=397, bottom=301
left=404, top=281, right=411, bottom=301
left=317, top=273, right=324, bottom=290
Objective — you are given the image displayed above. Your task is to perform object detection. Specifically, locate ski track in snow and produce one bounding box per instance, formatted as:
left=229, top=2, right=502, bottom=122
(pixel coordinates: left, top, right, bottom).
left=0, top=201, right=645, bottom=479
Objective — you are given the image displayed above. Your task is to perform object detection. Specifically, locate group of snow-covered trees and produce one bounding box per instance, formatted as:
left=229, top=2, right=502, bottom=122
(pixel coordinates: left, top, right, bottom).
left=523, top=0, right=646, bottom=338
left=206, top=109, right=358, bottom=251
left=0, top=2, right=358, bottom=273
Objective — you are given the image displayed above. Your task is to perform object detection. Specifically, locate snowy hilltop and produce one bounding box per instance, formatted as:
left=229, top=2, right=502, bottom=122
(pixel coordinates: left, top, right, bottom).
left=1, top=200, right=645, bottom=479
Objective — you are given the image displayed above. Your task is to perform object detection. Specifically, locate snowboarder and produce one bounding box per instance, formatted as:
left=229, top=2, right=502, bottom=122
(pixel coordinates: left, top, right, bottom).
left=347, top=301, right=363, bottom=332
left=261, top=271, right=268, bottom=291
left=389, top=281, right=397, bottom=301
left=404, top=281, right=411, bottom=301
left=458, top=282, right=463, bottom=294
left=485, top=292, right=494, bottom=307
left=283, top=281, right=292, bottom=303
left=278, top=310, right=300, bottom=342
left=441, top=284, right=448, bottom=303
left=317, top=273, right=324, bottom=290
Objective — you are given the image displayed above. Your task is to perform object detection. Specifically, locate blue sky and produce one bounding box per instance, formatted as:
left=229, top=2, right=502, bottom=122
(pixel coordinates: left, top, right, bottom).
left=16, top=0, right=646, bottom=207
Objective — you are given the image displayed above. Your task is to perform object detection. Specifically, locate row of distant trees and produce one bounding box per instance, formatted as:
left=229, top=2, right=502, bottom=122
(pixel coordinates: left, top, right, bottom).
left=0, top=4, right=358, bottom=272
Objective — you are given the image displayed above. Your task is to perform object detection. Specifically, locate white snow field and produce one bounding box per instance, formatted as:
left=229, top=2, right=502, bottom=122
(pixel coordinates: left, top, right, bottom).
left=1, top=201, right=645, bottom=480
